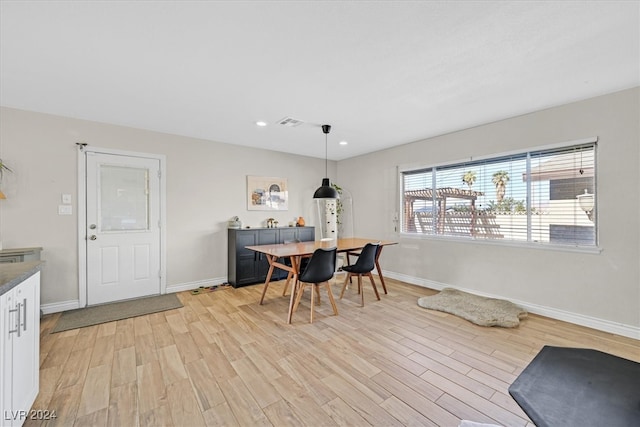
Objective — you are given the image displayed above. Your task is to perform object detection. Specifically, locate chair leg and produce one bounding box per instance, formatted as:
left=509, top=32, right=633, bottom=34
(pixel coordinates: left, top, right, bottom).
left=315, top=285, right=321, bottom=306
left=367, top=272, right=380, bottom=301
left=325, top=281, right=338, bottom=316
left=358, top=275, right=364, bottom=307
left=309, top=283, right=315, bottom=323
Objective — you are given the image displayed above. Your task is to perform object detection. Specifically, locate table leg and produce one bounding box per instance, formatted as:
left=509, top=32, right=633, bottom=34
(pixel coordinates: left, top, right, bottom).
left=282, top=271, right=293, bottom=296
left=375, top=248, right=388, bottom=294
left=287, top=257, right=301, bottom=324
left=259, top=255, right=277, bottom=305
left=282, top=255, right=300, bottom=297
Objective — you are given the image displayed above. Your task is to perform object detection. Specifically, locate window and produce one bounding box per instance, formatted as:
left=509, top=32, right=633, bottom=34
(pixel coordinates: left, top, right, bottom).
left=401, top=140, right=596, bottom=247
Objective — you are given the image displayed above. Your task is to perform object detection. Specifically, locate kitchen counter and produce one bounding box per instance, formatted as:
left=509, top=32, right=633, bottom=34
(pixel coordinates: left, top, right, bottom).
left=0, top=261, right=44, bottom=296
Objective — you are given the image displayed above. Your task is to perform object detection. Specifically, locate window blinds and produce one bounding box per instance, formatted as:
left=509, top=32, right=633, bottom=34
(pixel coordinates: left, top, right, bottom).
left=401, top=143, right=596, bottom=247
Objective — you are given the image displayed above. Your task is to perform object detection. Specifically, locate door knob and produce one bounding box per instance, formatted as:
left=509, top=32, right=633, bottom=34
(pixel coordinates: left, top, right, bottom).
left=90, top=235, right=97, bottom=240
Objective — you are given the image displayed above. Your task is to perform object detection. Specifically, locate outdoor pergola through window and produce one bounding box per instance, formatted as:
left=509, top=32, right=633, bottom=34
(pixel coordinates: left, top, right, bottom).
left=400, top=140, right=597, bottom=247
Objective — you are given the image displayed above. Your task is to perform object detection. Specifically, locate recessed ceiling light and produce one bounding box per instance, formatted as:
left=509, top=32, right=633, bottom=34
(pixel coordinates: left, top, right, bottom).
left=339, top=140, right=348, bottom=146
left=255, top=121, right=267, bottom=127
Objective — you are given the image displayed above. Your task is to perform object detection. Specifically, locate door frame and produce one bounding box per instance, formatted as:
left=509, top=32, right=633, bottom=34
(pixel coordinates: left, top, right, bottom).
left=77, top=145, right=167, bottom=308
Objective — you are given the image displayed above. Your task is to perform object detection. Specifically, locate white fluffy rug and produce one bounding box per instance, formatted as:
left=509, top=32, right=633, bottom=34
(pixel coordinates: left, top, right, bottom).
left=417, top=288, right=527, bottom=328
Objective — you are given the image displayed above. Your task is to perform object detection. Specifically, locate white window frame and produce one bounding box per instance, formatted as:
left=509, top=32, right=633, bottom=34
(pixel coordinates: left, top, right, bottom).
left=398, top=137, right=600, bottom=254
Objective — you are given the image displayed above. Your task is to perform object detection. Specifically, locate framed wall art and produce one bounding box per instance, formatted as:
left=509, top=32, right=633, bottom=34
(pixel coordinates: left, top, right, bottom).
left=247, top=175, right=289, bottom=211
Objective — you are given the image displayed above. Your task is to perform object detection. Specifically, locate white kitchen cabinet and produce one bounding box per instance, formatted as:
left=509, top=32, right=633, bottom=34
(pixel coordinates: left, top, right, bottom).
left=1, top=271, right=40, bottom=427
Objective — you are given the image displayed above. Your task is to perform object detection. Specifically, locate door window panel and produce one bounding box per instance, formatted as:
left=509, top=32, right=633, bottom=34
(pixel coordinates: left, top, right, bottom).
left=100, top=165, right=150, bottom=231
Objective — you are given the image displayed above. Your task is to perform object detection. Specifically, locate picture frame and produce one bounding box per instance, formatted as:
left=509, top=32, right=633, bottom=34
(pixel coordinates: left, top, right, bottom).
left=247, top=175, right=289, bottom=211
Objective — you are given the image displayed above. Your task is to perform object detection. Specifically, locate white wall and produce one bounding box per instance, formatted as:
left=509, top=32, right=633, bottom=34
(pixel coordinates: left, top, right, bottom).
left=0, top=107, right=335, bottom=307
left=338, top=87, right=640, bottom=336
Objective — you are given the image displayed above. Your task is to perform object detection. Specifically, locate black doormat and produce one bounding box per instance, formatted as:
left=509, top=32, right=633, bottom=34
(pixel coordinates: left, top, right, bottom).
left=509, top=345, right=640, bottom=427
left=51, top=293, right=183, bottom=333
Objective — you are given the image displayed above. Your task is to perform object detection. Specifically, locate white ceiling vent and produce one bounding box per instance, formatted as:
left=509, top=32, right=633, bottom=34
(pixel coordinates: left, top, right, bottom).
left=276, top=117, right=304, bottom=127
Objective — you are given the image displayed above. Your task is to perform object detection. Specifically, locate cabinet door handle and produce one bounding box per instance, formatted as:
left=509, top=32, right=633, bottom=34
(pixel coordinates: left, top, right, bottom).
left=21, top=298, right=27, bottom=332
left=8, top=305, right=21, bottom=337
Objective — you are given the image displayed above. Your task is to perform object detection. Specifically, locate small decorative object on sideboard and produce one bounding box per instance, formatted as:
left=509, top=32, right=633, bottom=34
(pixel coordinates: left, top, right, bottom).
left=296, top=216, right=305, bottom=227
left=228, top=216, right=242, bottom=229
left=266, top=218, right=276, bottom=228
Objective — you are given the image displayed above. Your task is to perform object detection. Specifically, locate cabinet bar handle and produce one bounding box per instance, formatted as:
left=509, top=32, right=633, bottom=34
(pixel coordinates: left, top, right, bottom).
left=8, top=306, right=21, bottom=337
left=22, top=298, right=27, bottom=332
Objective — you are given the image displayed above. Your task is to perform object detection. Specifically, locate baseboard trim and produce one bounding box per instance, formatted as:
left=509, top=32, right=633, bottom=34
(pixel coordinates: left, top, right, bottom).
left=166, top=276, right=228, bottom=294
left=41, top=277, right=229, bottom=314
left=383, top=270, right=640, bottom=340
left=41, top=300, right=81, bottom=315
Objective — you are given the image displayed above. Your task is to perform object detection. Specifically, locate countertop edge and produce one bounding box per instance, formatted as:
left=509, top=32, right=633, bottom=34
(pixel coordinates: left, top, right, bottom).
left=0, top=261, right=44, bottom=296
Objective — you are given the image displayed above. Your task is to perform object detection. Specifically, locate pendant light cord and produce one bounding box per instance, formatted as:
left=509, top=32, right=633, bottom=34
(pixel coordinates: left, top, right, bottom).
left=322, top=124, right=331, bottom=178
left=325, top=132, right=328, bottom=177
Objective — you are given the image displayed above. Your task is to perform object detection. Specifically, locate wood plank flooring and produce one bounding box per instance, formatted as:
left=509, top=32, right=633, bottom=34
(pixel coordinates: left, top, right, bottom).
left=31, top=277, right=640, bottom=426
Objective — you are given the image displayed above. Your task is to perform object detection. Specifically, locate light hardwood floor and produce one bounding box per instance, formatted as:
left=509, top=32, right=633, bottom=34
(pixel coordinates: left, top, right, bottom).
left=31, top=277, right=640, bottom=426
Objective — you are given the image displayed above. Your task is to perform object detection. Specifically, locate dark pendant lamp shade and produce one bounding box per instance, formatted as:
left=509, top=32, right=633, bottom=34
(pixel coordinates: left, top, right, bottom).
left=313, top=124, right=340, bottom=199
left=313, top=178, right=339, bottom=199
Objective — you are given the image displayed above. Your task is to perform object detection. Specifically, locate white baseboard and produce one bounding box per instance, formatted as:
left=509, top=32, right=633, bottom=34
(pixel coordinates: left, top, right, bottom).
left=41, top=299, right=81, bottom=315
left=41, top=276, right=229, bottom=314
left=166, top=276, right=228, bottom=294
left=383, top=270, right=640, bottom=340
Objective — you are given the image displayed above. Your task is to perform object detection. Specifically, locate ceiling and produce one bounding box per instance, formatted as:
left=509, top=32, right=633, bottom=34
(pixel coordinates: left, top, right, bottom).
left=1, top=1, right=638, bottom=161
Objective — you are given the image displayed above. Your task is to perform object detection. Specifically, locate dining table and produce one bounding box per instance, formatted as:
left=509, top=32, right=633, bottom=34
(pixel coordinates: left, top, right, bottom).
left=245, top=237, right=397, bottom=323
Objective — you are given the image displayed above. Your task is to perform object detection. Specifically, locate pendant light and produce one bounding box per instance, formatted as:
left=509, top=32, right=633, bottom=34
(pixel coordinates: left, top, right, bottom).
left=313, top=124, right=340, bottom=199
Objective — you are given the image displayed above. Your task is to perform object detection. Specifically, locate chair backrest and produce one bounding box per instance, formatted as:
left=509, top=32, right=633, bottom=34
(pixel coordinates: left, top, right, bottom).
left=352, top=243, right=379, bottom=272
left=299, top=247, right=337, bottom=284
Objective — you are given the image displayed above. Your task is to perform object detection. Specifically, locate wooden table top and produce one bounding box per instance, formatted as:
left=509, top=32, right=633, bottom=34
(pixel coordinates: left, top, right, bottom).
left=246, top=237, right=397, bottom=258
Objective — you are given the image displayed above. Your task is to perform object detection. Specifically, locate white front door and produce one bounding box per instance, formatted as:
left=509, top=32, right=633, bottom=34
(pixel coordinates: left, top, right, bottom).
left=86, top=152, right=162, bottom=305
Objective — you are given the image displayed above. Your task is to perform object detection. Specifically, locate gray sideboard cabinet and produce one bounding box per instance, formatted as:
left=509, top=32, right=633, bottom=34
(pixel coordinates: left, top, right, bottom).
left=227, top=227, right=314, bottom=288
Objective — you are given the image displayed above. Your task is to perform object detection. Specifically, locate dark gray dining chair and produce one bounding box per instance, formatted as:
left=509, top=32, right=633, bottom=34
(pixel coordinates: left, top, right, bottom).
left=340, top=243, right=380, bottom=307
left=292, top=247, right=338, bottom=323
left=345, top=242, right=387, bottom=294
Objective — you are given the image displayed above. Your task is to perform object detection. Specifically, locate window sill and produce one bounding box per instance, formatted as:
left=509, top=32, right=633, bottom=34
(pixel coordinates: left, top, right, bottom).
left=398, top=232, right=603, bottom=254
